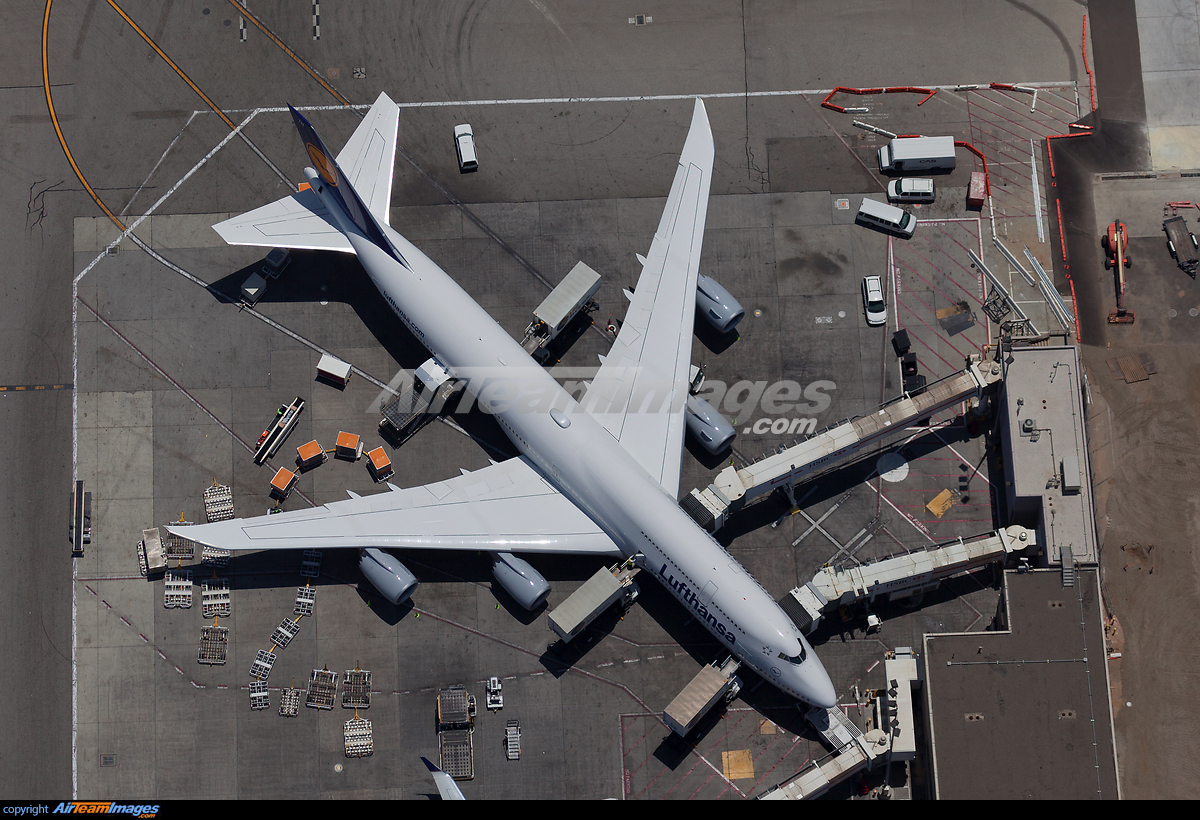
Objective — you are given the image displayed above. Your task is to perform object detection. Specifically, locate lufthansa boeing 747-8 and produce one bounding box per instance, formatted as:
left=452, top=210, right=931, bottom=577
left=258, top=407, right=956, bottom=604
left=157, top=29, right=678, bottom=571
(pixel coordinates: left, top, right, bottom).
left=169, top=94, right=837, bottom=709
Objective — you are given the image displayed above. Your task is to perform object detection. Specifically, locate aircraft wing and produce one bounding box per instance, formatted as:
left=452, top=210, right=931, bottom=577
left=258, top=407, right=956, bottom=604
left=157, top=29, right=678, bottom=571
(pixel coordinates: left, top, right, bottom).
left=211, top=92, right=401, bottom=250
left=583, top=99, right=715, bottom=497
left=421, top=757, right=465, bottom=800
left=167, top=456, right=620, bottom=556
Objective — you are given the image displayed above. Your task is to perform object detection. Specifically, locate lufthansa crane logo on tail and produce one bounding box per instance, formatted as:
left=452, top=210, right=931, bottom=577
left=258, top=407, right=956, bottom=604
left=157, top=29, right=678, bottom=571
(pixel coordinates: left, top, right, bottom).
left=305, top=141, right=338, bottom=186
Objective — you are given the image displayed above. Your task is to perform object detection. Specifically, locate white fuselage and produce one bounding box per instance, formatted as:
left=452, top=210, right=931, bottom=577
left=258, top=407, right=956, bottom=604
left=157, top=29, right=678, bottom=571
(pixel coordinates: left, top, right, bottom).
left=312, top=173, right=836, bottom=708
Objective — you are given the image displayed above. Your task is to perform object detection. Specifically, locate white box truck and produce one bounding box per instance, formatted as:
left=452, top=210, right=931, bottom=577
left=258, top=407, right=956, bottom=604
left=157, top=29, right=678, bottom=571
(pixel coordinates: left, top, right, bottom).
left=520, top=261, right=601, bottom=361
left=877, top=136, right=956, bottom=173
left=547, top=562, right=639, bottom=643
left=662, top=657, right=741, bottom=736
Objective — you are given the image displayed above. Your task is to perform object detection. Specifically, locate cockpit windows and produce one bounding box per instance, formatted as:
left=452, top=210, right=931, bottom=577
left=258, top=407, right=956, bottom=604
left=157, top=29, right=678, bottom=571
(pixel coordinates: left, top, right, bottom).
left=778, top=645, right=806, bottom=665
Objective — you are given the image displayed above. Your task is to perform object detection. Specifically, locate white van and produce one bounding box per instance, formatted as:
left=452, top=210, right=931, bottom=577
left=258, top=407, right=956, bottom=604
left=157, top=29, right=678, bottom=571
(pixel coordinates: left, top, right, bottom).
left=877, top=136, right=956, bottom=173
left=454, top=124, right=478, bottom=173
left=887, top=177, right=935, bottom=203
left=856, top=197, right=916, bottom=238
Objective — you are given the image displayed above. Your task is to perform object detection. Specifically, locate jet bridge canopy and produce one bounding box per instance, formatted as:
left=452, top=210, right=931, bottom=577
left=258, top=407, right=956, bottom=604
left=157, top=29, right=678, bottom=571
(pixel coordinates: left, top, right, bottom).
left=781, top=525, right=1036, bottom=635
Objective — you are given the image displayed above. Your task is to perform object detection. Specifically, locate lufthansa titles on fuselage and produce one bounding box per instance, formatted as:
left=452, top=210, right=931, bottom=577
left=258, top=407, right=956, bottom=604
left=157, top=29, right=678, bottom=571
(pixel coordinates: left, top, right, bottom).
left=381, top=288, right=426, bottom=343
left=658, top=562, right=736, bottom=645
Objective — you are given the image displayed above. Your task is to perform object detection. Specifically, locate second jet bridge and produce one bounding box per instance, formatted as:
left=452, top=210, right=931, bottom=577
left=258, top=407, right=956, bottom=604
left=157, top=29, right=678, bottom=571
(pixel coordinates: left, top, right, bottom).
left=782, top=525, right=1036, bottom=635
left=682, top=357, right=1003, bottom=532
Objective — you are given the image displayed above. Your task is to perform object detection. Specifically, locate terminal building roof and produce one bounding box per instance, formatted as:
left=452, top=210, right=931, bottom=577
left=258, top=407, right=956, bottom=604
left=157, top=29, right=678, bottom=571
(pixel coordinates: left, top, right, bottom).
left=998, top=345, right=1098, bottom=566
left=922, top=567, right=1119, bottom=799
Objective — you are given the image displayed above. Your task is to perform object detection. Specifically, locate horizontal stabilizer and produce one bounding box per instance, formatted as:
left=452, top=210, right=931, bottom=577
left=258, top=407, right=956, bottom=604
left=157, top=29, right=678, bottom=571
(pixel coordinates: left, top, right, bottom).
left=212, top=187, right=354, bottom=253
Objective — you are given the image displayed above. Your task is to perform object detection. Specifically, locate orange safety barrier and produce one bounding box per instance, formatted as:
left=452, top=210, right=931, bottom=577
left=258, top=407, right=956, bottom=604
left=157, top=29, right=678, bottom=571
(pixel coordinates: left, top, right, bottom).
left=1050, top=199, right=1083, bottom=343
left=955, top=141, right=991, bottom=197
left=821, top=85, right=935, bottom=112
left=1083, top=15, right=1096, bottom=112
left=1068, top=276, right=1082, bottom=344
left=821, top=86, right=883, bottom=112
left=1045, top=131, right=1092, bottom=185
left=885, top=85, right=937, bottom=105
left=1056, top=199, right=1068, bottom=269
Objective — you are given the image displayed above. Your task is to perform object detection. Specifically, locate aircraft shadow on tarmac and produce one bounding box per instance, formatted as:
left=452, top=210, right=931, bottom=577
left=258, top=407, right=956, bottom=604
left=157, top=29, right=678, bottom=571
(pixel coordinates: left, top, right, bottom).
left=693, top=312, right=739, bottom=354
left=210, top=250, right=434, bottom=371
left=210, top=250, right=537, bottom=456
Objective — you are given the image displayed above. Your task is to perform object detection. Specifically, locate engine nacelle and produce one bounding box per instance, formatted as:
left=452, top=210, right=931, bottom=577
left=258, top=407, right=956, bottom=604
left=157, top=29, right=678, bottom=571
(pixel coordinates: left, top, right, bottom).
left=490, top=552, right=551, bottom=611
left=358, top=548, right=418, bottom=605
left=696, top=274, right=745, bottom=334
left=685, top=394, right=736, bottom=454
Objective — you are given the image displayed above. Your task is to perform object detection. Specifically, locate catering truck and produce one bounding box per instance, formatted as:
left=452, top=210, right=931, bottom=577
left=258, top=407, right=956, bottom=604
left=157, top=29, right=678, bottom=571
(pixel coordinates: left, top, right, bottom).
left=662, top=657, right=742, bottom=736
left=877, top=136, right=956, bottom=173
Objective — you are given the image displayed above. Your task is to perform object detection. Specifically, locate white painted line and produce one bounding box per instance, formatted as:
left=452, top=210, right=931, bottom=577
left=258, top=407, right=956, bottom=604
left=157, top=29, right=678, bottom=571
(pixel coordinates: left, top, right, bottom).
left=71, top=554, right=76, bottom=798
left=932, top=428, right=993, bottom=489
left=70, top=110, right=260, bottom=794
left=866, top=479, right=935, bottom=544
left=74, top=110, right=259, bottom=286
left=121, top=111, right=199, bottom=217
left=195, top=81, right=1074, bottom=116
left=1030, top=138, right=1045, bottom=244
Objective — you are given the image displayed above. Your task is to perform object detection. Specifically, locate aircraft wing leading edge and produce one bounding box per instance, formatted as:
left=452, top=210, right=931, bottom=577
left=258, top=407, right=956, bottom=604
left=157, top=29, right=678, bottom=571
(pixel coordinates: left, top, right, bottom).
left=583, top=99, right=715, bottom=497
left=421, top=757, right=465, bottom=800
left=168, top=456, right=620, bottom=556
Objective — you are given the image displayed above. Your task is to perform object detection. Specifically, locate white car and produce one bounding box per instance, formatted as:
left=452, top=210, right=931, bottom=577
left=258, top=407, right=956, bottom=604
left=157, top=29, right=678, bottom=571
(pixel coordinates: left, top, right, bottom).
left=862, top=275, right=887, bottom=327
left=887, top=177, right=935, bottom=203
left=454, top=124, right=478, bottom=173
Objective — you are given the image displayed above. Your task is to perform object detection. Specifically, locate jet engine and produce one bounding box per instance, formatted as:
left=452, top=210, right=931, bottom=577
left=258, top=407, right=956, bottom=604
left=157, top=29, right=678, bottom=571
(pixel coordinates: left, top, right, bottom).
left=490, top=552, right=551, bottom=611
left=684, top=394, right=736, bottom=454
left=696, top=274, right=745, bottom=334
left=358, top=548, right=418, bottom=605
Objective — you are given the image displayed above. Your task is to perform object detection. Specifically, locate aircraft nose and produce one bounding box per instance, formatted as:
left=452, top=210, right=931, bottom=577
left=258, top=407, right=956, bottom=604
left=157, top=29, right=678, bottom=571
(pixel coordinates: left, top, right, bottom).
left=800, top=659, right=838, bottom=709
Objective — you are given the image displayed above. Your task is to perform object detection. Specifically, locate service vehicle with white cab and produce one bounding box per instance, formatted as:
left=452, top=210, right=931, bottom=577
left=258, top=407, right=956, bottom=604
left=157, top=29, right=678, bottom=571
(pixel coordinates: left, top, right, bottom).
left=454, top=124, right=477, bottom=173
left=862, top=275, right=887, bottom=326
left=856, top=198, right=916, bottom=238
left=877, top=135, right=956, bottom=173
left=887, top=177, right=935, bottom=203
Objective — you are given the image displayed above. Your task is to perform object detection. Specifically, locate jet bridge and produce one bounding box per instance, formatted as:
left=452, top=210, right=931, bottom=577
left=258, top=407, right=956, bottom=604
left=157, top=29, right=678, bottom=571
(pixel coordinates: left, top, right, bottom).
left=781, top=525, right=1036, bottom=635
left=758, top=648, right=922, bottom=800
left=681, top=356, right=1003, bottom=532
